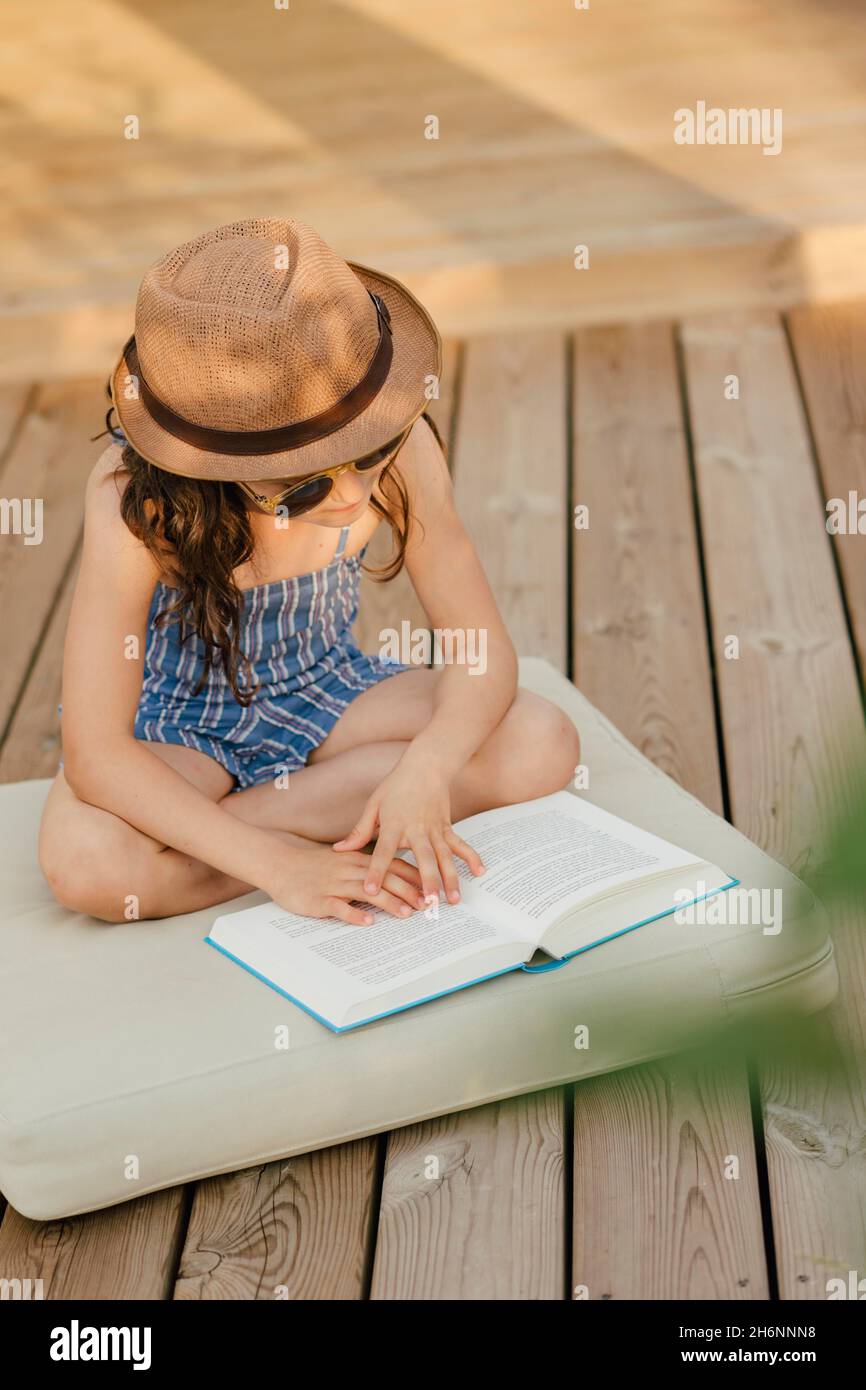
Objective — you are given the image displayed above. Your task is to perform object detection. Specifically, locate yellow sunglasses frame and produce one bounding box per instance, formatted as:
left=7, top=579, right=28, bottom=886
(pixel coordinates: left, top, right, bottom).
left=235, top=425, right=413, bottom=515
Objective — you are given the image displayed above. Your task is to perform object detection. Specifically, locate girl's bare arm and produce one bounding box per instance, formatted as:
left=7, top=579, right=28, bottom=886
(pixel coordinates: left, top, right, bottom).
left=399, top=415, right=518, bottom=776
left=335, top=417, right=518, bottom=899
left=60, top=450, right=294, bottom=893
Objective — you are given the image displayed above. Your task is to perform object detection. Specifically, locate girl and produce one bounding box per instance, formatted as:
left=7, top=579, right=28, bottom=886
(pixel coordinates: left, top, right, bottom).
left=39, top=219, right=580, bottom=926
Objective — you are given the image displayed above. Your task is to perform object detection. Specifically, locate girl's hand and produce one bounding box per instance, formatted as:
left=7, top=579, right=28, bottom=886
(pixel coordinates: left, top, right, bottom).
left=332, top=754, right=485, bottom=906
left=263, top=843, right=423, bottom=927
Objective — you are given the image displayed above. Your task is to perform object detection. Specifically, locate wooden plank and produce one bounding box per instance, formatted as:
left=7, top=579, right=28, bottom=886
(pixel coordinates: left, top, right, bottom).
left=451, top=331, right=568, bottom=669
left=0, top=548, right=77, bottom=781
left=569, top=320, right=768, bottom=1299
left=0, top=380, right=103, bottom=736
left=0, top=1192, right=186, bottom=1300
left=786, top=302, right=866, bottom=678
left=174, top=1145, right=379, bottom=1301
left=682, top=308, right=866, bottom=1299
left=5, top=4, right=866, bottom=378
left=371, top=1093, right=566, bottom=1300
left=572, top=1054, right=767, bottom=1300
left=0, top=381, right=37, bottom=768
left=0, top=384, right=32, bottom=468
left=13, top=234, right=866, bottom=386
left=573, top=322, right=723, bottom=807
left=353, top=337, right=459, bottom=653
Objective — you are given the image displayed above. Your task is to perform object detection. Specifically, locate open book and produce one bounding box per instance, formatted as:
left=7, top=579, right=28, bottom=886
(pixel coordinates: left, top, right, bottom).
left=205, top=790, right=738, bottom=1033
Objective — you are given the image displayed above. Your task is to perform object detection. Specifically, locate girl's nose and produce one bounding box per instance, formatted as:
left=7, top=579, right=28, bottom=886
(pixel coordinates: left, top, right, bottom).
left=331, top=475, right=369, bottom=507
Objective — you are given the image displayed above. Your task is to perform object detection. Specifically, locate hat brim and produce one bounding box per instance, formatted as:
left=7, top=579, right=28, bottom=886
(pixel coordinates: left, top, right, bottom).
left=110, top=262, right=442, bottom=481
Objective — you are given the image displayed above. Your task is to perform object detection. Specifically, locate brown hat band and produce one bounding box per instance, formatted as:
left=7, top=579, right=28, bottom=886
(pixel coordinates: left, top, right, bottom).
left=119, top=290, right=394, bottom=456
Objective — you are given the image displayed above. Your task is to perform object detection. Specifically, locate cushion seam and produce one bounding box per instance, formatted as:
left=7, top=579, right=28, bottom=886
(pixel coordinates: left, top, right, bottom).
left=713, top=936, right=836, bottom=1002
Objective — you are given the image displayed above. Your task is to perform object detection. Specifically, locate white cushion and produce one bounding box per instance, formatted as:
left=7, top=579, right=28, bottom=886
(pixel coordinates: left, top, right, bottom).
left=0, top=658, right=836, bottom=1219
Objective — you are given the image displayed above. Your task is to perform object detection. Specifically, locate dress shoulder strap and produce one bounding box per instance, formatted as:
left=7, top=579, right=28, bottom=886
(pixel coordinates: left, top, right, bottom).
left=333, top=524, right=351, bottom=559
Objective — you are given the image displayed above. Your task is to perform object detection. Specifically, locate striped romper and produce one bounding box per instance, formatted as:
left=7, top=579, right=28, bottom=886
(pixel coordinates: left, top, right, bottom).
left=131, top=524, right=409, bottom=790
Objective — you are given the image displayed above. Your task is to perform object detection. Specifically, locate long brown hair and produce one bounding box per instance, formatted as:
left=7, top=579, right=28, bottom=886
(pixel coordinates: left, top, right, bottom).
left=114, top=411, right=447, bottom=706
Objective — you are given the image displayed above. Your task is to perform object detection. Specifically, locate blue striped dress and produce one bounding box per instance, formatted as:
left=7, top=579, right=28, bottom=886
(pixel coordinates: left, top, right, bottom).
left=131, top=524, right=409, bottom=789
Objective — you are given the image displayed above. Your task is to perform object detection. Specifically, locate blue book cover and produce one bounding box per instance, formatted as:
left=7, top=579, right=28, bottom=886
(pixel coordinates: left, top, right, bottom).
left=205, top=790, right=741, bottom=1033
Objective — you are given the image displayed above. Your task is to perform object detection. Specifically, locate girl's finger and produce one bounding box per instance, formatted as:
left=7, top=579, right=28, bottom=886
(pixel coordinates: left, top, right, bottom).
left=341, top=849, right=385, bottom=872
left=380, top=869, right=425, bottom=909
left=325, top=896, right=375, bottom=927
left=364, top=830, right=401, bottom=896
left=385, top=857, right=423, bottom=889
left=359, top=885, right=415, bottom=918
left=444, top=827, right=485, bottom=876
left=333, top=801, right=379, bottom=851
left=431, top=831, right=462, bottom=904
left=409, top=836, right=443, bottom=908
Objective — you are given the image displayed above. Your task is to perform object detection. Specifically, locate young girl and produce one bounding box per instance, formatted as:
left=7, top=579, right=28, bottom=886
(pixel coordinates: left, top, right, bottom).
left=39, top=219, right=580, bottom=926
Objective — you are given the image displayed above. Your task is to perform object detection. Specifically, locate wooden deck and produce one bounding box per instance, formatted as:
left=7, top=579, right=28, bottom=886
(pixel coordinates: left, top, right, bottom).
left=5, top=0, right=866, bottom=380
left=0, top=302, right=864, bottom=1299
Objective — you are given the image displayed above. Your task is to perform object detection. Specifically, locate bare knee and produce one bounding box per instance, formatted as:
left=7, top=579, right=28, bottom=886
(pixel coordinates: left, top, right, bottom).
left=487, top=691, right=580, bottom=804
left=39, top=807, right=160, bottom=924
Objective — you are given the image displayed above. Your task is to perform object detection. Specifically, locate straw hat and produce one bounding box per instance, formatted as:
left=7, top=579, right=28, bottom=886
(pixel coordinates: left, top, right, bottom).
left=110, top=218, right=442, bottom=481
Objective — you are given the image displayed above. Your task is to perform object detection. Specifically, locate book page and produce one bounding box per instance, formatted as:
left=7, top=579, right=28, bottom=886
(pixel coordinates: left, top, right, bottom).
left=453, top=791, right=703, bottom=939
left=210, top=897, right=529, bottom=1024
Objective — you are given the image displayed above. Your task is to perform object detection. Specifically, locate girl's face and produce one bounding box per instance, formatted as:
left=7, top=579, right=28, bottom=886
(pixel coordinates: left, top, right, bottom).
left=241, top=425, right=413, bottom=526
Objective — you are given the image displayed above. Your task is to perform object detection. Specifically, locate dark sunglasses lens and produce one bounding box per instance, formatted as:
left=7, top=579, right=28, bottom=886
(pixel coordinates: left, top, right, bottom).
left=355, top=427, right=412, bottom=471
left=285, top=476, right=334, bottom=513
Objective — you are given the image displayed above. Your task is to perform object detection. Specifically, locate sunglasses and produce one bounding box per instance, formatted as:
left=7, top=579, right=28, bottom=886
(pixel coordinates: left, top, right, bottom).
left=235, top=424, right=413, bottom=517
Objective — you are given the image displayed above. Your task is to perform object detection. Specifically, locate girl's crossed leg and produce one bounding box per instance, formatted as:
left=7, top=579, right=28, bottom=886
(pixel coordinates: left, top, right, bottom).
left=39, top=669, right=580, bottom=922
